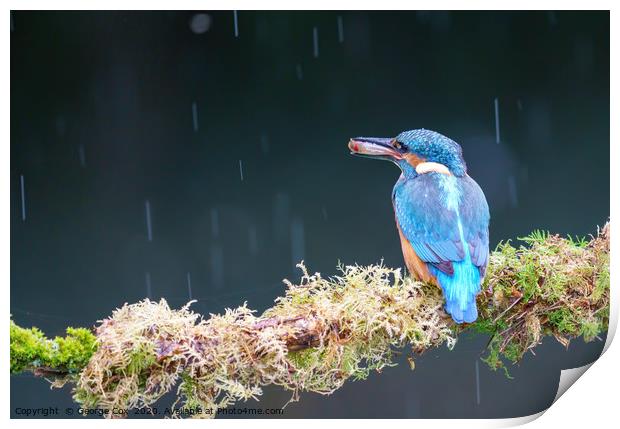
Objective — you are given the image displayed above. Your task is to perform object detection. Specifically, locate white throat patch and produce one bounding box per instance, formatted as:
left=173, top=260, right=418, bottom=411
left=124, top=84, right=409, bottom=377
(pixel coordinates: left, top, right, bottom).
left=415, top=161, right=451, bottom=176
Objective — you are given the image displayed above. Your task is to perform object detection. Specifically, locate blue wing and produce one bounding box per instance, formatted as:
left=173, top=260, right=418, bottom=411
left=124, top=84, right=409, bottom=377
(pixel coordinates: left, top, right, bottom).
left=459, top=176, right=491, bottom=275
left=392, top=173, right=490, bottom=323
left=392, top=173, right=489, bottom=275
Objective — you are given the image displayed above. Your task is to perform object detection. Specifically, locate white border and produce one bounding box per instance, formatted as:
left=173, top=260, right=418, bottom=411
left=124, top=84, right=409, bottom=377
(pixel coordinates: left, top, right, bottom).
left=3, top=2, right=616, bottom=427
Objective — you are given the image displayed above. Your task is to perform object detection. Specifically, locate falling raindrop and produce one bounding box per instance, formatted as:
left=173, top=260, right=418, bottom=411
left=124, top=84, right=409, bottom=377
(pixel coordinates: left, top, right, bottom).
left=210, top=244, right=224, bottom=289
left=337, top=16, right=344, bottom=43
left=517, top=99, right=523, bottom=111
left=19, top=174, right=26, bottom=221
left=295, top=63, right=303, bottom=80
left=189, top=13, right=212, bottom=34
left=144, top=200, right=153, bottom=241
left=186, top=272, right=193, bottom=300
left=475, top=360, right=481, bottom=405
left=313, top=27, right=319, bottom=58
left=494, top=97, right=501, bottom=144
left=192, top=101, right=199, bottom=132
left=239, top=159, right=244, bottom=181
left=233, top=11, right=239, bottom=37
left=291, top=218, right=305, bottom=268
left=145, top=272, right=152, bottom=299
left=248, top=225, right=258, bottom=254
left=210, top=208, right=220, bottom=238
left=78, top=144, right=86, bottom=167
left=508, top=176, right=519, bottom=208
left=321, top=206, right=328, bottom=221
left=547, top=11, right=558, bottom=27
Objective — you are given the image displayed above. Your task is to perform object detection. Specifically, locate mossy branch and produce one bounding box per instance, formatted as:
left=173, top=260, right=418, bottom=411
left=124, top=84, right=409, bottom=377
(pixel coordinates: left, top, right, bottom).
left=10, top=223, right=610, bottom=418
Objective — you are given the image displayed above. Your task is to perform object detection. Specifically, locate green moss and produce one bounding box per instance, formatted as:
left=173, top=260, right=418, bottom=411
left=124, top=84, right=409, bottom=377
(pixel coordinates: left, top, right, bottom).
left=73, top=387, right=102, bottom=409
left=340, top=346, right=359, bottom=377
left=494, top=239, right=516, bottom=257
left=288, top=348, right=322, bottom=371
left=177, top=372, right=206, bottom=413
left=51, top=327, right=98, bottom=372
left=480, top=335, right=514, bottom=379
left=592, top=255, right=610, bottom=303
left=471, top=317, right=507, bottom=336
left=518, top=229, right=549, bottom=246
left=474, top=226, right=610, bottom=377
left=471, top=319, right=495, bottom=335
left=10, top=321, right=52, bottom=373
left=10, top=320, right=97, bottom=374
left=515, top=257, right=539, bottom=301
left=127, top=344, right=156, bottom=375
left=503, top=342, right=522, bottom=363
left=548, top=308, right=578, bottom=335
left=544, top=271, right=569, bottom=301
left=579, top=319, right=601, bottom=342
left=567, top=234, right=589, bottom=248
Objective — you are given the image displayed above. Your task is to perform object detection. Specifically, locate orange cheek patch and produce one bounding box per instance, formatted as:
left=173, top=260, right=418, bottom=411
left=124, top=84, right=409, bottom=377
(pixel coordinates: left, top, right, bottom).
left=403, top=153, right=426, bottom=168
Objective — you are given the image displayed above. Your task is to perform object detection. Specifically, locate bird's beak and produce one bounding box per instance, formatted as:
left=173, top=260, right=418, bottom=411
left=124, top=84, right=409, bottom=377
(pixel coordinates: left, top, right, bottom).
left=348, top=137, right=403, bottom=161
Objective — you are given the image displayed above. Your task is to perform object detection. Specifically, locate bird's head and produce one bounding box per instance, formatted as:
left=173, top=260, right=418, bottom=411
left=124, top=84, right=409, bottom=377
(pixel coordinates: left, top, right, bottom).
left=348, top=129, right=467, bottom=178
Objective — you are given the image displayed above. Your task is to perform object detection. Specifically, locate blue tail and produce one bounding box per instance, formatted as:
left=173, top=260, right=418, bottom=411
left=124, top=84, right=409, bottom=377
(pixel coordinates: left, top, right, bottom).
left=432, top=259, right=480, bottom=324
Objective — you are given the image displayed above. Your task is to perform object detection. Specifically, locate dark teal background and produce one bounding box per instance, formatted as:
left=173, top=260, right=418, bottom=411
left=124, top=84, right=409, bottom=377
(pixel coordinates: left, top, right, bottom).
left=11, top=10, right=609, bottom=418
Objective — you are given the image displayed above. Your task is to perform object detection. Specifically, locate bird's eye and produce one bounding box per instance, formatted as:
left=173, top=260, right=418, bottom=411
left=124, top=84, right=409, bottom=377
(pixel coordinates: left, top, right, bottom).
left=392, top=140, right=406, bottom=151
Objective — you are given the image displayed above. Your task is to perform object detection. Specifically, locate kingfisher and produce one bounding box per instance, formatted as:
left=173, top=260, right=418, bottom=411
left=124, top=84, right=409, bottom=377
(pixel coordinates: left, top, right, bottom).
left=348, top=129, right=490, bottom=323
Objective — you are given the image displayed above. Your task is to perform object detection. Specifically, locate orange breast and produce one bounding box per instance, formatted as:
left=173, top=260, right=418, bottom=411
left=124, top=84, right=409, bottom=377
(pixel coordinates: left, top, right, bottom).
left=396, top=222, right=437, bottom=285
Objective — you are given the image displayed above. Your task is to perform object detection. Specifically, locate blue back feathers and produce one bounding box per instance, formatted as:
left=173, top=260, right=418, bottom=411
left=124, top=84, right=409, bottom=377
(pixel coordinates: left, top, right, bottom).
left=391, top=130, right=490, bottom=324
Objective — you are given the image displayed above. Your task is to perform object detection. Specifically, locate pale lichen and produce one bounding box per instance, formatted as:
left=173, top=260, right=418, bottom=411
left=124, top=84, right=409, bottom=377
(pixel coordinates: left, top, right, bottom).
left=73, top=263, right=455, bottom=417
left=9, top=223, right=610, bottom=418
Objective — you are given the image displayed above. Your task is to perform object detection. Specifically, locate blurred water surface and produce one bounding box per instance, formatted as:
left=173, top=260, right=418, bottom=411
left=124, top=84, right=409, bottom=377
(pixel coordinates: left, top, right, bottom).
left=11, top=10, right=609, bottom=418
